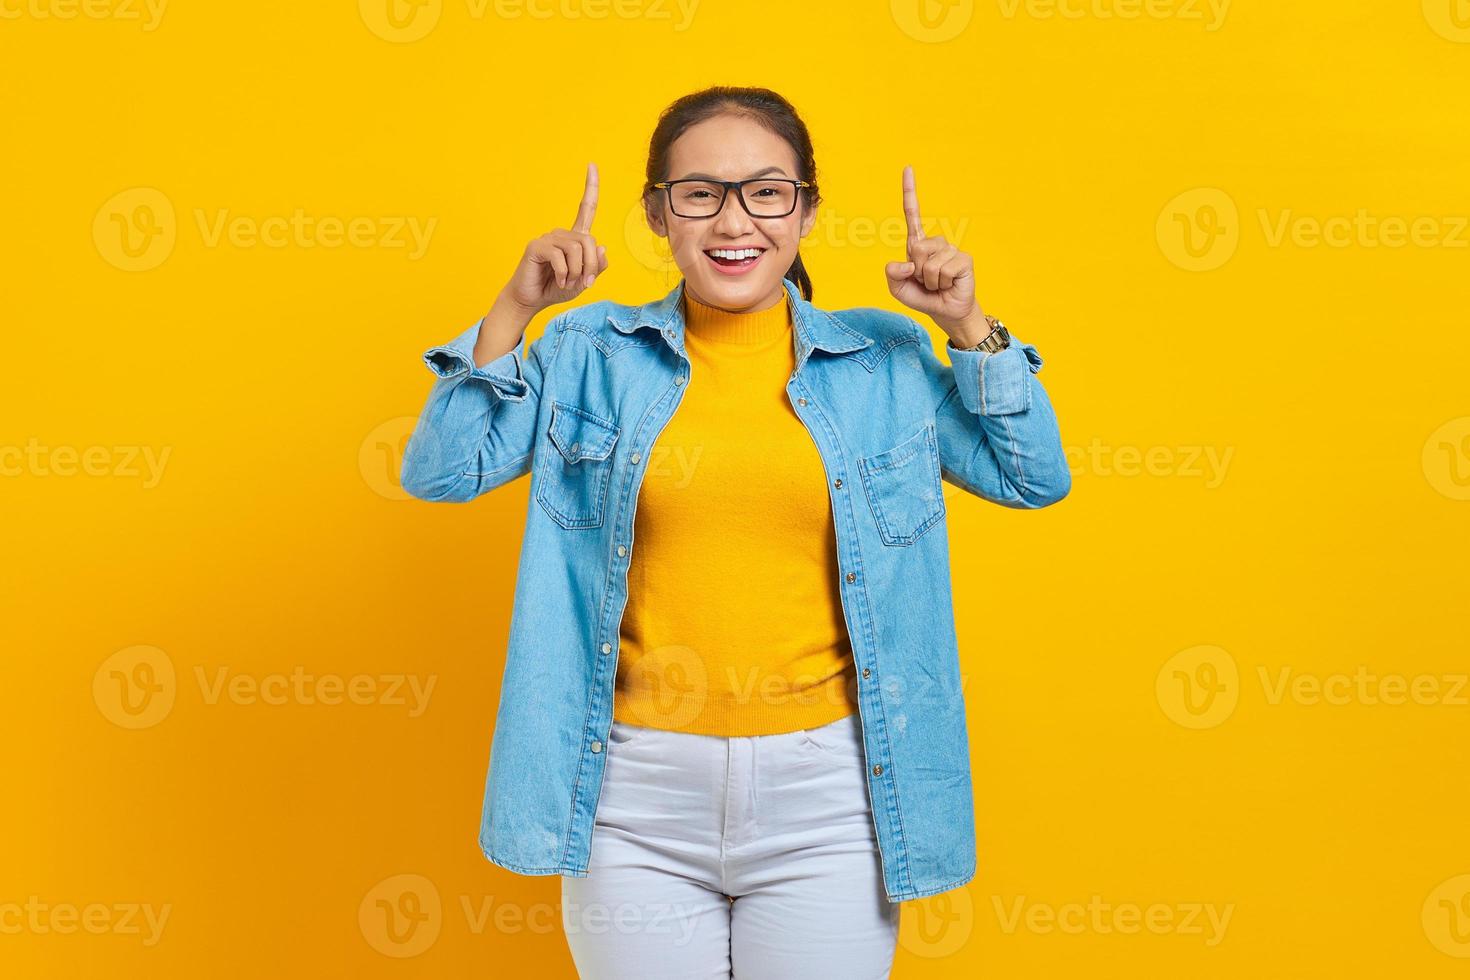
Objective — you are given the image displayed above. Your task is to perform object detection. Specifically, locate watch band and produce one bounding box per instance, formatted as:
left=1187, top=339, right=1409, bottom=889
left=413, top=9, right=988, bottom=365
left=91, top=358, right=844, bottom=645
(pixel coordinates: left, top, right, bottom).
left=957, top=314, right=1010, bottom=353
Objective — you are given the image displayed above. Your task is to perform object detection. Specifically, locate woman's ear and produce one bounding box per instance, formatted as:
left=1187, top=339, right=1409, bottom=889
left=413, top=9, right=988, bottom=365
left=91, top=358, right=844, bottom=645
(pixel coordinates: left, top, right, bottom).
left=799, top=204, right=817, bottom=240
left=644, top=198, right=668, bottom=239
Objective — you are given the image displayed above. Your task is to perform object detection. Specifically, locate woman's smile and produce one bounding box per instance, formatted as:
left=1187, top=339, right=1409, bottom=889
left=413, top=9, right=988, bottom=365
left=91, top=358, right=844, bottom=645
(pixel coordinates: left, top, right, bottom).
left=703, top=245, right=767, bottom=275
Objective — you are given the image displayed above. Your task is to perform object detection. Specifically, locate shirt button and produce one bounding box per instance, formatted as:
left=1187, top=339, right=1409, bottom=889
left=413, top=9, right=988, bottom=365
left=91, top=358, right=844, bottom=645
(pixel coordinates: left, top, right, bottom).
left=630, top=451, right=641, bottom=464
left=674, top=375, right=685, bottom=386
left=833, top=478, right=843, bottom=489
left=872, top=764, right=883, bottom=776
left=570, top=441, right=580, bottom=455
left=845, top=572, right=856, bottom=583
left=862, top=667, right=871, bottom=678
left=797, top=397, right=807, bottom=406
left=617, top=545, right=627, bottom=557
left=600, top=642, right=611, bottom=654
left=591, top=740, right=603, bottom=753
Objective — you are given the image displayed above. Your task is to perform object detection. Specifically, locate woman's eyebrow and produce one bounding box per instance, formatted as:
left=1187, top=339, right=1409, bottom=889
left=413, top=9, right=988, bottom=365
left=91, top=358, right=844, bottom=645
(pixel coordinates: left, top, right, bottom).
left=676, top=166, right=789, bottom=180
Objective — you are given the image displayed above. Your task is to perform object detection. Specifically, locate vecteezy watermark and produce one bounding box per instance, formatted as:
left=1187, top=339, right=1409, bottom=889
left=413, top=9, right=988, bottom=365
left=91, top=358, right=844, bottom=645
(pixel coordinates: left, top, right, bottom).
left=616, top=644, right=971, bottom=730
left=360, top=874, right=441, bottom=958
left=0, top=439, right=171, bottom=488
left=889, top=0, right=974, bottom=42
left=1158, top=645, right=1470, bottom=729
left=92, top=645, right=177, bottom=730
left=361, top=416, right=419, bottom=501
left=93, top=187, right=437, bottom=271
left=1423, top=0, right=1470, bottom=43
left=622, top=198, right=972, bottom=274
left=1257, top=209, right=1470, bottom=250
left=358, top=0, right=699, bottom=43
left=899, top=884, right=976, bottom=959
left=0, top=0, right=167, bottom=30
left=193, top=666, right=437, bottom=716
left=1064, top=439, right=1234, bottom=488
left=1423, top=874, right=1470, bottom=957
left=358, top=873, right=703, bottom=957
left=1158, top=187, right=1470, bottom=271
left=1156, top=188, right=1240, bottom=272
left=1257, top=666, right=1470, bottom=708
left=991, top=894, right=1235, bottom=945
left=1423, top=416, right=1470, bottom=501
left=994, top=0, right=1229, bottom=31
left=0, top=897, right=172, bottom=946
left=1156, top=645, right=1239, bottom=730
left=93, top=646, right=438, bottom=728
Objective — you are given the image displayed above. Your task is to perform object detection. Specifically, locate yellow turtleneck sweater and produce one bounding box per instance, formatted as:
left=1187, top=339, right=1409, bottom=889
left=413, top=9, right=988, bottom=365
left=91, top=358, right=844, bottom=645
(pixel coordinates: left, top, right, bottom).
left=613, top=288, right=859, bottom=737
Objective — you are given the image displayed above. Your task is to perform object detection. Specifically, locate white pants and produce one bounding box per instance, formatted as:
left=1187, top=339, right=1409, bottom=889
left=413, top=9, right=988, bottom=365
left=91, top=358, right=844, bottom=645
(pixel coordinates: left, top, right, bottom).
left=560, top=710, right=900, bottom=979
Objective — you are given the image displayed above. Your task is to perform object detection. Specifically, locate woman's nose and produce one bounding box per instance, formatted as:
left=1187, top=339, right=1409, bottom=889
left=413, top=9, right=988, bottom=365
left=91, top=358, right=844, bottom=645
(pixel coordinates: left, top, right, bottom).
left=712, top=190, right=755, bottom=235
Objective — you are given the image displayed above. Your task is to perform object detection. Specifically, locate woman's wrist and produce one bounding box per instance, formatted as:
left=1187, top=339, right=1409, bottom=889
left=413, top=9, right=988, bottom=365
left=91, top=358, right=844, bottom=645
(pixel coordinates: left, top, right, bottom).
left=940, top=307, right=993, bottom=349
left=473, top=292, right=539, bottom=369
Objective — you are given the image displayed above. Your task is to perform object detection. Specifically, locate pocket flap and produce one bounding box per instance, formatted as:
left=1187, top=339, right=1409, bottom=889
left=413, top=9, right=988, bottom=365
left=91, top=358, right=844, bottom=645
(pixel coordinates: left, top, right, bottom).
left=548, top=401, right=619, bottom=463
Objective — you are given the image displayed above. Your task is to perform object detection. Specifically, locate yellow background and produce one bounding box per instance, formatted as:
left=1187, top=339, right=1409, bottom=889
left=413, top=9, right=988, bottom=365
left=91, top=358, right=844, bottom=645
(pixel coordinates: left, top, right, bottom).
left=3, top=0, right=1468, bottom=976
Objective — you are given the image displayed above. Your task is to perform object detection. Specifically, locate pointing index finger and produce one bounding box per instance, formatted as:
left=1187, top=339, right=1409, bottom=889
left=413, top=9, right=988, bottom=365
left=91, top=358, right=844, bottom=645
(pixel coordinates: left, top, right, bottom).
left=902, top=165, right=923, bottom=245
left=572, top=161, right=599, bottom=234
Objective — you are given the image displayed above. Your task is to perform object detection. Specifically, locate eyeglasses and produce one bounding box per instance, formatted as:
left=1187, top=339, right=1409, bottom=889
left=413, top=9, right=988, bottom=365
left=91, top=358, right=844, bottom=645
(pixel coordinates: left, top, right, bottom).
left=651, top=178, right=813, bottom=219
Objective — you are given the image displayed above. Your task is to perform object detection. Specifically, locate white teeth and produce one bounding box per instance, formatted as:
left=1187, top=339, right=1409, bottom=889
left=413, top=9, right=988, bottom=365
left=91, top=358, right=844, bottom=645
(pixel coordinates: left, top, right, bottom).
left=708, top=248, right=761, bottom=260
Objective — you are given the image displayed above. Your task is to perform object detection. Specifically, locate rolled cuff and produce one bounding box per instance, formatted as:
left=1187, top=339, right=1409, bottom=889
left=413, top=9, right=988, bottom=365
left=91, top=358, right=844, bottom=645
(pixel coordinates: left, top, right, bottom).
left=422, top=318, right=530, bottom=402
left=946, top=338, right=1044, bottom=416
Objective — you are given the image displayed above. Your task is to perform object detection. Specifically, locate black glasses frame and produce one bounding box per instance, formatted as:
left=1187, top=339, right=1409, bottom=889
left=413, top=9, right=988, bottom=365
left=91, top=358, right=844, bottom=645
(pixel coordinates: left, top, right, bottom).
left=651, top=178, right=813, bottom=219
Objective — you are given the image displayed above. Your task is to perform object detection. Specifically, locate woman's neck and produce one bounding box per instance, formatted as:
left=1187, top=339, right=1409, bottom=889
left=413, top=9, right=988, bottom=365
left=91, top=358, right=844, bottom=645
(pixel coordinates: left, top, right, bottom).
left=683, top=290, right=791, bottom=345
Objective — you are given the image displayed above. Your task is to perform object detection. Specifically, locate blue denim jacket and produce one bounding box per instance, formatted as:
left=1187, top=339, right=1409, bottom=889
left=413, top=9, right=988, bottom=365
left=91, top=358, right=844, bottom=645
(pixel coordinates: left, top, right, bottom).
left=401, top=276, right=1069, bottom=903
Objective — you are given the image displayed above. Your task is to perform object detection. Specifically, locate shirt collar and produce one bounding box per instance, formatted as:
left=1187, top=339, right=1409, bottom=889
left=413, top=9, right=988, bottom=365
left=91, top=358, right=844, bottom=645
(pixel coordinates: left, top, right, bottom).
left=607, top=276, right=873, bottom=372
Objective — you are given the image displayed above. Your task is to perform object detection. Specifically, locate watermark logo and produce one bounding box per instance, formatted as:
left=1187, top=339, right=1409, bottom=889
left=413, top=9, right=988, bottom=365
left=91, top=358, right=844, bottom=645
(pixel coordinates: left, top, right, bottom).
left=359, top=874, right=442, bottom=957
left=1157, top=188, right=1239, bottom=272
left=361, top=0, right=698, bottom=41
left=359, top=0, right=442, bottom=41
left=0, top=439, right=172, bottom=487
left=0, top=897, right=172, bottom=946
left=93, top=645, right=177, bottom=730
left=898, top=884, right=974, bottom=958
left=94, top=647, right=436, bottom=728
left=995, top=0, right=1229, bottom=31
left=93, top=188, right=437, bottom=271
left=891, top=0, right=974, bottom=42
left=1064, top=439, right=1234, bottom=488
left=1423, top=416, right=1470, bottom=500
left=0, top=0, right=168, bottom=30
left=992, top=894, right=1234, bottom=945
left=1424, top=874, right=1470, bottom=957
left=1423, top=0, right=1470, bottom=42
left=1156, top=645, right=1238, bottom=729
left=94, top=188, right=176, bottom=272
left=620, top=644, right=711, bottom=730
left=625, top=198, right=972, bottom=274
left=361, top=416, right=419, bottom=500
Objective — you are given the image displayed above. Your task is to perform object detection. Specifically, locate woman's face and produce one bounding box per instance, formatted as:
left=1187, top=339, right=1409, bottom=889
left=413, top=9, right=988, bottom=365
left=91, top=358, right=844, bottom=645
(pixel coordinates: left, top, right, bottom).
left=646, top=113, right=816, bottom=313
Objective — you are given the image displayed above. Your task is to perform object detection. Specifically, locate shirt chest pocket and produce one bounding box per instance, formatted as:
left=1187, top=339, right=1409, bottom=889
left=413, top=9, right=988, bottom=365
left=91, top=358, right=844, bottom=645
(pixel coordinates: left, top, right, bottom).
left=857, top=421, right=945, bottom=546
left=535, top=400, right=620, bottom=529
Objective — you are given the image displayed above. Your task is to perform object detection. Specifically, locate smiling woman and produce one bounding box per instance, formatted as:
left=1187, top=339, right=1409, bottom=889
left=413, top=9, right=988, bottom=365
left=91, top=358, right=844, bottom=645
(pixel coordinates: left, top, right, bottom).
left=399, top=84, right=1070, bottom=980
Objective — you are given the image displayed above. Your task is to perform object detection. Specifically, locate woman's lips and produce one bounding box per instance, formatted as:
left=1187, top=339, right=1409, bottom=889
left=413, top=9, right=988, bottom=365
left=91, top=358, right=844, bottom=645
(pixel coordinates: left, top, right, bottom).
left=703, top=248, right=766, bottom=276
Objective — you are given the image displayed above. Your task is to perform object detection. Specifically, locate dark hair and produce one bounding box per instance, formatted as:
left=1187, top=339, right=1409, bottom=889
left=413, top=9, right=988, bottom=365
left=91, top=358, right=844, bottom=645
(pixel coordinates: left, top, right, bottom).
left=642, top=86, right=821, bottom=301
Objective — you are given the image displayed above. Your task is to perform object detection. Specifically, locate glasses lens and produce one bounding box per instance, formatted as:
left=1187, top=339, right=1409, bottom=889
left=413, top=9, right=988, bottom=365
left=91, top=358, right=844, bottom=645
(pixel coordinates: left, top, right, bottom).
left=741, top=180, right=797, bottom=216
left=669, top=180, right=725, bottom=217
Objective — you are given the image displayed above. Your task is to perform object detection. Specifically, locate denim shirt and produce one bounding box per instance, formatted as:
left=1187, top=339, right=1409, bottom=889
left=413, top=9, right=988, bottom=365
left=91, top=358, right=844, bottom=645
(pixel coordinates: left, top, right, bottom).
left=401, top=276, right=1069, bottom=903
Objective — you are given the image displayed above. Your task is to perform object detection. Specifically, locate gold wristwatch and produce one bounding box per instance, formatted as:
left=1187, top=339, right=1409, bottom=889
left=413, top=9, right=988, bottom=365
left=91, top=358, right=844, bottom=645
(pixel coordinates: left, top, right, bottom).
left=957, top=314, right=1010, bottom=353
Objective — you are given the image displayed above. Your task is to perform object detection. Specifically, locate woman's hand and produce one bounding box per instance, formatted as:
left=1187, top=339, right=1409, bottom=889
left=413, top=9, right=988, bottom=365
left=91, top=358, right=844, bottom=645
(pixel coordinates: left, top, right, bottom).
left=499, top=162, right=610, bottom=318
left=884, top=165, right=990, bottom=347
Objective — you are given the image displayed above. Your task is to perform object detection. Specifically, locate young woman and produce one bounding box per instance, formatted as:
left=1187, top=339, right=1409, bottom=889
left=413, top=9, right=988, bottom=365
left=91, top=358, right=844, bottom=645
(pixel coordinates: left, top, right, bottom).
left=401, top=86, right=1070, bottom=979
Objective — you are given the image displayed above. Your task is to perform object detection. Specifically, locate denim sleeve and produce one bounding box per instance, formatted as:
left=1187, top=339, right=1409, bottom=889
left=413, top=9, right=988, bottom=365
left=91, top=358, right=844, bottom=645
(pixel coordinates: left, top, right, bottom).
left=399, top=313, right=559, bottom=503
left=913, top=322, right=1071, bottom=508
